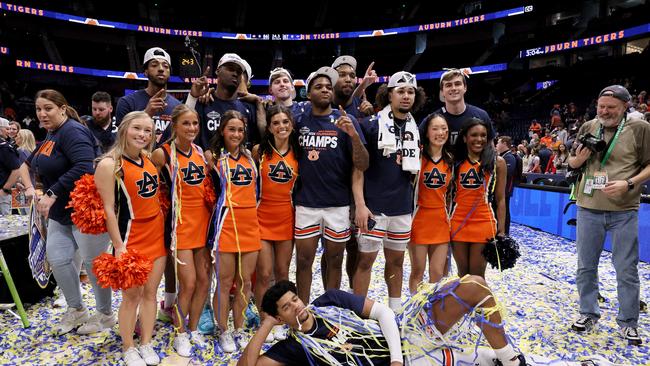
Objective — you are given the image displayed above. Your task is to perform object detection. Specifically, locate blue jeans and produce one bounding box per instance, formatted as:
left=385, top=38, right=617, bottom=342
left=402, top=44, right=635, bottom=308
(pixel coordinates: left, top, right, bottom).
left=0, top=195, right=10, bottom=215
left=576, top=207, right=639, bottom=327
left=46, top=219, right=112, bottom=314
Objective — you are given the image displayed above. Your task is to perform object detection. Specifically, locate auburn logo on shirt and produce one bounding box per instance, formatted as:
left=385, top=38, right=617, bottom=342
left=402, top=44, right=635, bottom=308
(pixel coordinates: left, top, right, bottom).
left=423, top=168, right=447, bottom=189
left=37, top=140, right=55, bottom=157
left=230, top=164, right=253, bottom=186
left=136, top=172, right=159, bottom=198
left=459, top=167, right=483, bottom=189
left=181, top=161, right=206, bottom=186
left=268, top=161, right=293, bottom=183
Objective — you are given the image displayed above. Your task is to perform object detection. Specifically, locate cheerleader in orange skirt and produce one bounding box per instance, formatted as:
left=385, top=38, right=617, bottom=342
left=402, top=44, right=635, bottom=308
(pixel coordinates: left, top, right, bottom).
left=151, top=104, right=212, bottom=355
left=251, top=104, right=300, bottom=341
left=409, top=114, right=453, bottom=293
left=450, top=117, right=506, bottom=278
left=207, top=110, right=261, bottom=353
left=95, top=111, right=166, bottom=365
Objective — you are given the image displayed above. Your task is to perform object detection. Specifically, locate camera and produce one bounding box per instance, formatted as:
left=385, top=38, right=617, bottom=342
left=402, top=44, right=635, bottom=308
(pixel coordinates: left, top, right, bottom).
left=578, top=133, right=606, bottom=152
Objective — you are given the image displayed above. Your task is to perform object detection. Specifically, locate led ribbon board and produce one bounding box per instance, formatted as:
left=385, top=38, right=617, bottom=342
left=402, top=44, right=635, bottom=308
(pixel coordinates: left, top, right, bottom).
left=1, top=2, right=533, bottom=41
left=14, top=59, right=507, bottom=85
left=519, top=22, right=650, bottom=58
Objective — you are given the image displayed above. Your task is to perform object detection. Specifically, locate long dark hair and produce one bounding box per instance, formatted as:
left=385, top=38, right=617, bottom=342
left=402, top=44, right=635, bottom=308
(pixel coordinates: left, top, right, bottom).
left=375, top=84, right=427, bottom=112
left=421, top=113, right=453, bottom=166
left=453, top=117, right=496, bottom=174
left=210, top=110, right=248, bottom=156
left=259, top=105, right=302, bottom=159
left=35, top=89, right=83, bottom=124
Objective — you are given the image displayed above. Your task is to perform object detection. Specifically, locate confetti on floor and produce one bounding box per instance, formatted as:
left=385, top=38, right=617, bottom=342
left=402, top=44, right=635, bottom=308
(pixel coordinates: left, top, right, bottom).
left=0, top=223, right=647, bottom=365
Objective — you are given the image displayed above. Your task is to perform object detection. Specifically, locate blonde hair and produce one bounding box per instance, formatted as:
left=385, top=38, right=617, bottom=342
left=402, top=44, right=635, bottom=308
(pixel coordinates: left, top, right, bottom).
left=168, top=104, right=199, bottom=143
left=17, top=129, right=36, bottom=152
left=98, top=111, right=155, bottom=173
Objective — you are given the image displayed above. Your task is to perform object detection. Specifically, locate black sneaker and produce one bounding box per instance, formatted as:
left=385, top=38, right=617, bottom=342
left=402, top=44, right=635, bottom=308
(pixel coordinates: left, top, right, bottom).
left=494, top=354, right=527, bottom=366
left=620, top=327, right=642, bottom=346
left=571, top=315, right=597, bottom=333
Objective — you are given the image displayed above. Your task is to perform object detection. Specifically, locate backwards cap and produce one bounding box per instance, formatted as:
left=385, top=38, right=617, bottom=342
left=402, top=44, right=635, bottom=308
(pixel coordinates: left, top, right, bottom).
left=269, top=67, right=293, bottom=84
left=143, top=47, right=171, bottom=68
left=331, top=55, right=357, bottom=71
left=388, top=71, right=417, bottom=89
left=598, top=85, right=631, bottom=103
left=218, top=53, right=250, bottom=79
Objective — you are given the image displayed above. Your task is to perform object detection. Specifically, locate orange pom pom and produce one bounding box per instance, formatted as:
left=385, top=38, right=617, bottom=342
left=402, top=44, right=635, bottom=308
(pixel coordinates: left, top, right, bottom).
left=67, top=174, right=107, bottom=234
left=117, top=249, right=153, bottom=290
left=92, top=252, right=121, bottom=289
left=203, top=174, right=217, bottom=208
left=92, top=250, right=153, bottom=290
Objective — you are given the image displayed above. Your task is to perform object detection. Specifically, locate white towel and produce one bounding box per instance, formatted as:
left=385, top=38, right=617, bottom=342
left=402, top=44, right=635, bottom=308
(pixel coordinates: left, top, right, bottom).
left=377, top=105, right=420, bottom=174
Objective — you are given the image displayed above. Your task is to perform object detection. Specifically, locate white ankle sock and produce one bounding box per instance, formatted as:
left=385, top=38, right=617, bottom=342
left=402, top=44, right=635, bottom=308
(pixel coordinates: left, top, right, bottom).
left=388, top=297, right=401, bottom=312
left=494, top=344, right=519, bottom=366
left=164, top=292, right=176, bottom=308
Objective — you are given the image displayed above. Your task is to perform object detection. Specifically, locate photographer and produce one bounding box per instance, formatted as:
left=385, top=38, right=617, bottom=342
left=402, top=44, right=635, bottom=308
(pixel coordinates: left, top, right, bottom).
left=567, top=85, right=650, bottom=345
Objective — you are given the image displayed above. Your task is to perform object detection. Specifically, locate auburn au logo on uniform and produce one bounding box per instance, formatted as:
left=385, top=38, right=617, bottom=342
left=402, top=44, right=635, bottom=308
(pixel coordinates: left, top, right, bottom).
left=230, top=164, right=253, bottom=186
left=423, top=168, right=447, bottom=189
left=181, top=161, right=206, bottom=186
left=136, top=172, right=159, bottom=198
left=268, top=161, right=293, bottom=183
left=459, top=167, right=483, bottom=189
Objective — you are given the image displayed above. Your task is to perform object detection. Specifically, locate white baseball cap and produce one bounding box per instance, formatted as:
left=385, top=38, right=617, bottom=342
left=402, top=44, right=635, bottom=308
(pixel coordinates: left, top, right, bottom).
left=332, top=55, right=357, bottom=71
left=143, top=47, right=171, bottom=67
left=269, top=67, right=293, bottom=84
left=0, top=117, right=9, bottom=127
left=388, top=71, right=417, bottom=89
left=218, top=53, right=250, bottom=79
left=305, top=67, right=339, bottom=91
left=240, top=58, right=253, bottom=80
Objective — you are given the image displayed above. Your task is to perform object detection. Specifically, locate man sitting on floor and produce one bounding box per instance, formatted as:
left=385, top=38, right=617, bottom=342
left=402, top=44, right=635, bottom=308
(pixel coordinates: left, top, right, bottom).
left=237, top=278, right=526, bottom=366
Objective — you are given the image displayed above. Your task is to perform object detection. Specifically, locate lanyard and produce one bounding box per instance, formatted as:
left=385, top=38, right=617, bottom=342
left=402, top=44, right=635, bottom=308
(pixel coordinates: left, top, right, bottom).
left=595, top=116, right=626, bottom=170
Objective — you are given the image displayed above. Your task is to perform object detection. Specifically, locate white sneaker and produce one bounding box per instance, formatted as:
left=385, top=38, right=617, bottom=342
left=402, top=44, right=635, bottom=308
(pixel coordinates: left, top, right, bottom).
left=219, top=330, right=237, bottom=353
left=77, top=312, right=116, bottom=334
left=234, top=329, right=249, bottom=349
left=53, top=295, right=67, bottom=308
left=173, top=332, right=192, bottom=358
left=138, top=343, right=160, bottom=365
left=54, top=307, right=89, bottom=335
left=273, top=325, right=288, bottom=341
left=123, top=347, right=146, bottom=366
left=190, top=330, right=207, bottom=349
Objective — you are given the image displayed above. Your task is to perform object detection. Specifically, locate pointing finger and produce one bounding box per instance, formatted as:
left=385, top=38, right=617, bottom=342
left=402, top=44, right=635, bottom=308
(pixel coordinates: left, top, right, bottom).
left=202, top=66, right=211, bottom=78
left=153, top=88, right=166, bottom=98
left=366, top=62, right=375, bottom=76
left=338, top=105, right=348, bottom=117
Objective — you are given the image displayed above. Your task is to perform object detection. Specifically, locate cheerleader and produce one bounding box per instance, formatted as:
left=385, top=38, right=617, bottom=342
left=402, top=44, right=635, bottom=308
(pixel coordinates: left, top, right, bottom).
left=95, top=111, right=166, bottom=366
left=151, top=104, right=212, bottom=356
left=450, top=117, right=506, bottom=278
left=409, top=114, right=453, bottom=293
left=208, top=110, right=261, bottom=353
left=251, top=105, right=300, bottom=342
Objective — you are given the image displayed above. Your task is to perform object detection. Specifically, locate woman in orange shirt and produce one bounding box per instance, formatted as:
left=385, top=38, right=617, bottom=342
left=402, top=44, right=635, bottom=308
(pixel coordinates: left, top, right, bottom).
left=450, top=117, right=506, bottom=278
left=409, top=114, right=453, bottom=293
left=252, top=105, right=300, bottom=341
left=95, top=111, right=166, bottom=366
left=208, top=110, right=261, bottom=353
left=151, top=104, right=212, bottom=356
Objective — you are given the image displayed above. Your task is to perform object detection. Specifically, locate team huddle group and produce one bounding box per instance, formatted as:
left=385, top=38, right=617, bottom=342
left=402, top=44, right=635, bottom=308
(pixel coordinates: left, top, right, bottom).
left=2, top=47, right=523, bottom=366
